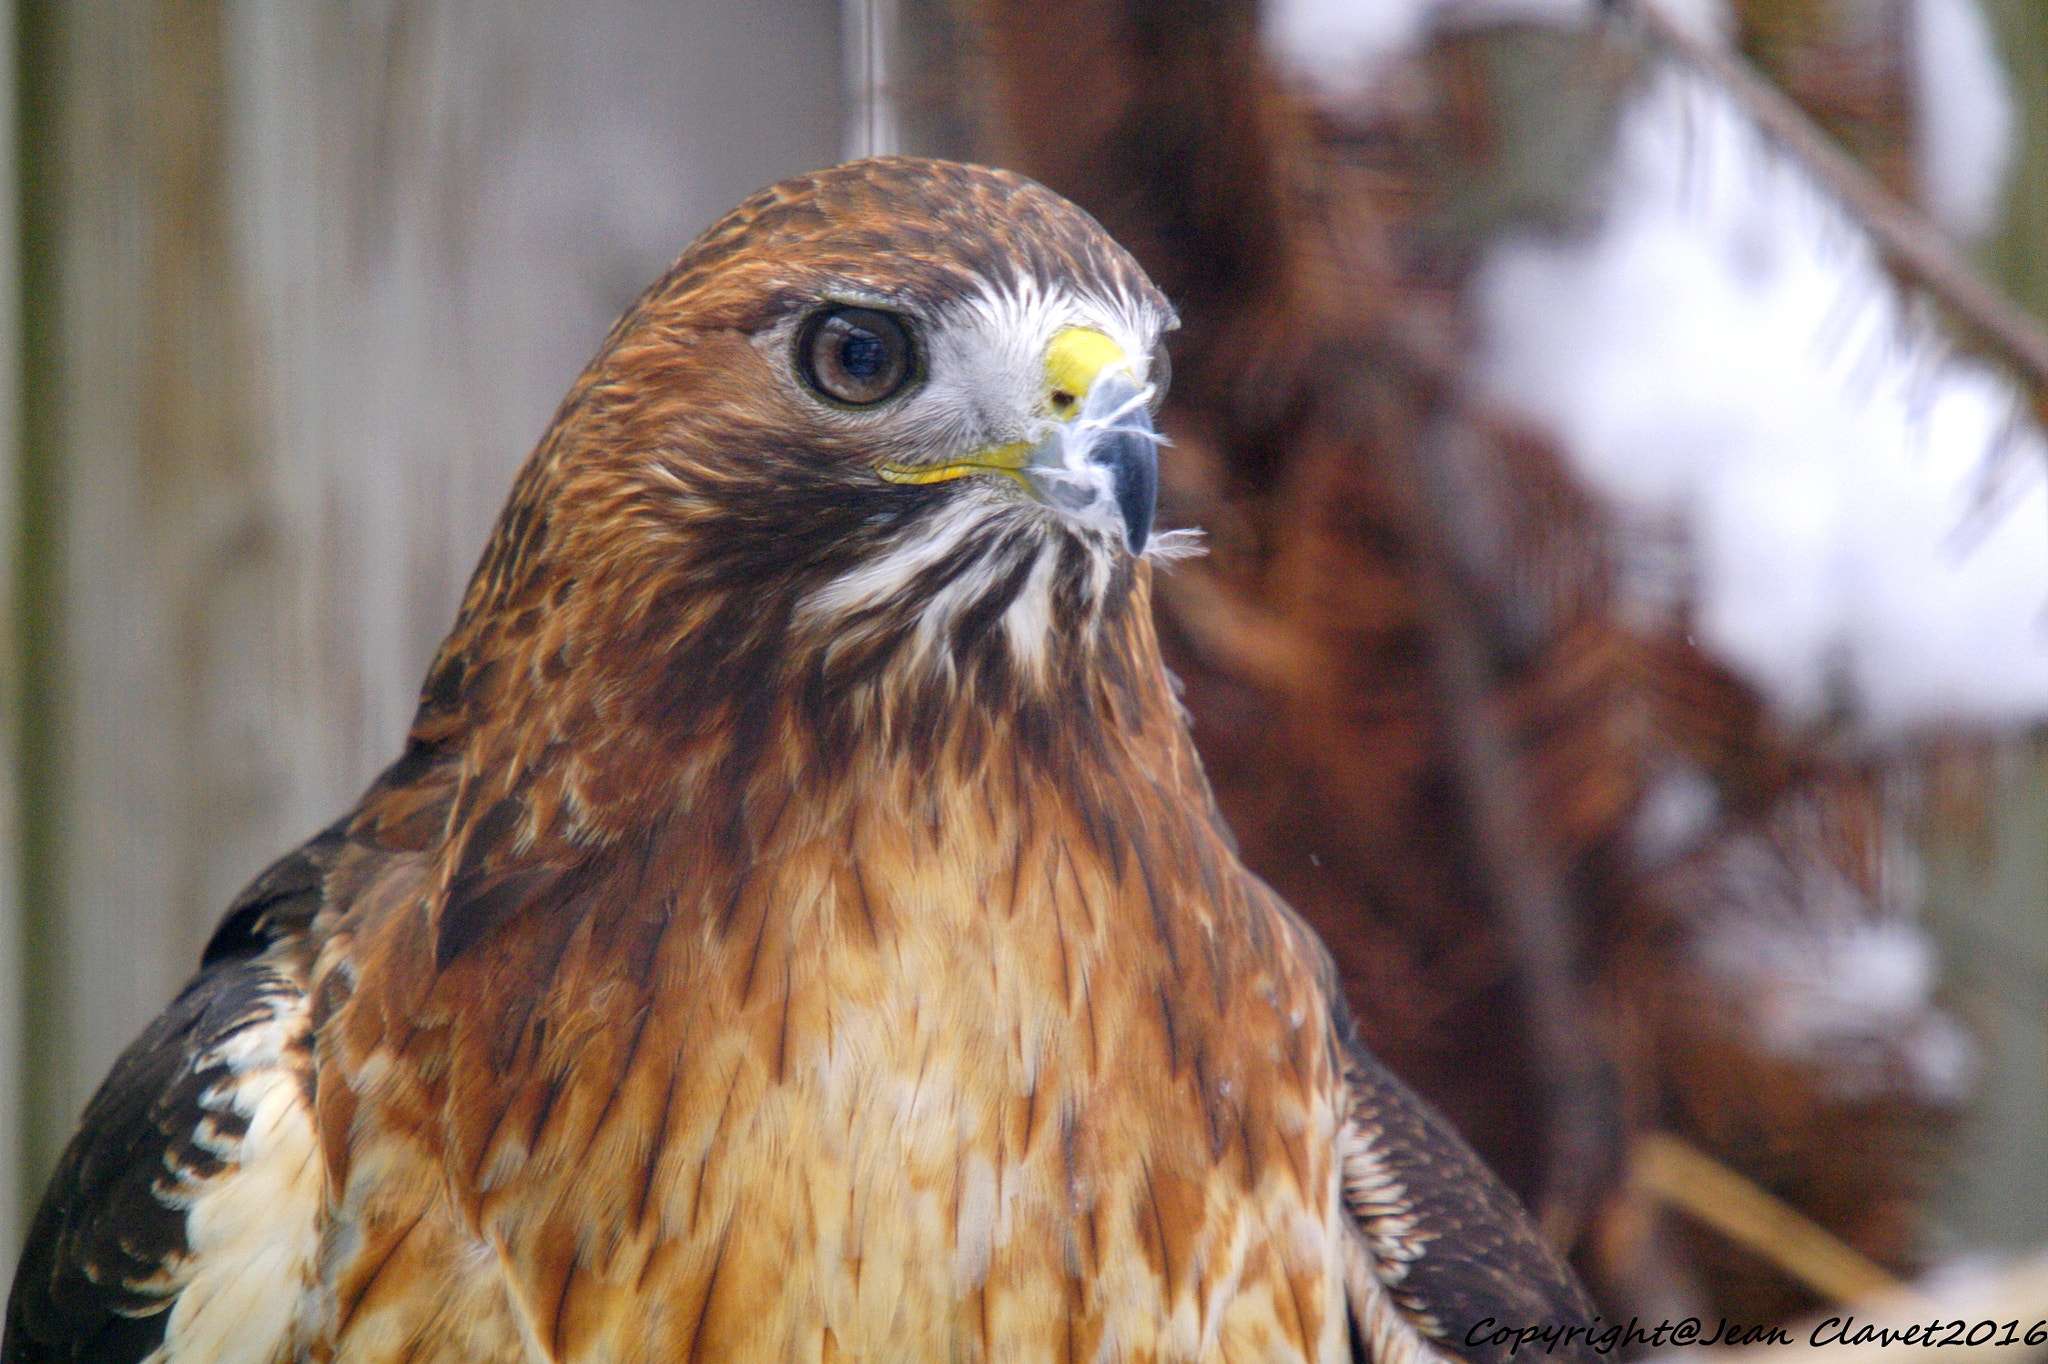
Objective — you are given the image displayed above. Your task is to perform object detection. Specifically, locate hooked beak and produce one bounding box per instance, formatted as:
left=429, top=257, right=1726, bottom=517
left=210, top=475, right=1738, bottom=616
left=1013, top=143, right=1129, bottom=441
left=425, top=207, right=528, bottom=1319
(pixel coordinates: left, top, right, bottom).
left=877, top=326, right=1162, bottom=554
left=1023, top=369, right=1157, bottom=554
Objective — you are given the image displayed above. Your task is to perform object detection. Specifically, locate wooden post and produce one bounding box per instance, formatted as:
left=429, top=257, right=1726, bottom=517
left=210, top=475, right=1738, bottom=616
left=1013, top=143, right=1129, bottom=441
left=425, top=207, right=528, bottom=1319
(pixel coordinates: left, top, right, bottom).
left=12, top=0, right=842, bottom=1267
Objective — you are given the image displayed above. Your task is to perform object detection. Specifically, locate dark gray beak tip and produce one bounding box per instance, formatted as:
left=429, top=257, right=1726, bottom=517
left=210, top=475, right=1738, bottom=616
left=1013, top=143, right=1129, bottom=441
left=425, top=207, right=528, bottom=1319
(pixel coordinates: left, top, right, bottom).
left=1096, top=422, right=1157, bottom=555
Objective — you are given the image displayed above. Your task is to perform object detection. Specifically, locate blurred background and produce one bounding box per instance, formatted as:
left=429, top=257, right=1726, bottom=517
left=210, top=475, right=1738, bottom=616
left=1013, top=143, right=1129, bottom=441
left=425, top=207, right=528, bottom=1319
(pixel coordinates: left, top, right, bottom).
left=3, top=0, right=2046, bottom=1343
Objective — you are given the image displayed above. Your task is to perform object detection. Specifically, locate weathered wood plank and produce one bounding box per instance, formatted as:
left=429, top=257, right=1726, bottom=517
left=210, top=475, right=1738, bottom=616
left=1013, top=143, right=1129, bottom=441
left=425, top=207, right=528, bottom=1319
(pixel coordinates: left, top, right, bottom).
left=25, top=0, right=841, bottom=1250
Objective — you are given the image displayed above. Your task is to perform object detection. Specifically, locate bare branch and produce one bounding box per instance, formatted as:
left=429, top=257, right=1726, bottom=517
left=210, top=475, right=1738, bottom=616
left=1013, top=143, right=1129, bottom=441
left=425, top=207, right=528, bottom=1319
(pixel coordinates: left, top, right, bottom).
left=1633, top=1132, right=1904, bottom=1307
left=1627, top=0, right=2048, bottom=417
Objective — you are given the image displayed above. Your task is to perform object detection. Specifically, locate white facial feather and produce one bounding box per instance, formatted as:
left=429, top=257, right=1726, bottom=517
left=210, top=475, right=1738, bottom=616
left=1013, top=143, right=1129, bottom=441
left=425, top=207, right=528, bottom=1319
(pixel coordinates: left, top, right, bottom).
left=796, top=272, right=1184, bottom=679
left=800, top=492, right=1014, bottom=629
left=931, top=274, right=1166, bottom=448
left=1000, top=545, right=1060, bottom=680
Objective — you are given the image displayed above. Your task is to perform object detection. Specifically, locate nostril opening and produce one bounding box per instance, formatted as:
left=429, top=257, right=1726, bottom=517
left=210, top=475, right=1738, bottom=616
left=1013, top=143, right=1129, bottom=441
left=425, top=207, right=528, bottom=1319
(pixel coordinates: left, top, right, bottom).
left=1050, top=390, right=1076, bottom=412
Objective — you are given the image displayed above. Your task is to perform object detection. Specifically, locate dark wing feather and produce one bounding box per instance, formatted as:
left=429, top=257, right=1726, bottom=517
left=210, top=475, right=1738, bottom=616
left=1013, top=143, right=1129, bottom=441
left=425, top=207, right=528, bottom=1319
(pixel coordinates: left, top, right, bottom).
left=199, top=819, right=345, bottom=966
left=1336, top=1018, right=1600, bottom=1364
left=3, top=833, right=337, bottom=1364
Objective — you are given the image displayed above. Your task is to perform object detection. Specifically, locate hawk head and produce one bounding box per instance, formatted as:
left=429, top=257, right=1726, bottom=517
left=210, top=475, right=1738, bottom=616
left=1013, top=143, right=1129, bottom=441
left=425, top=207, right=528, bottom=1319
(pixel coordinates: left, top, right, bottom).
left=465, top=157, right=1177, bottom=673
left=387, top=158, right=1192, bottom=955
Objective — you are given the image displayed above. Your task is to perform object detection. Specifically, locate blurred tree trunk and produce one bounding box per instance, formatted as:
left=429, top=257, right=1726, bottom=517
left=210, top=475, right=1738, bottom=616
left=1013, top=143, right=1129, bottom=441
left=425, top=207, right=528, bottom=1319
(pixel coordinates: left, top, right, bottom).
left=903, top=0, right=2043, bottom=1328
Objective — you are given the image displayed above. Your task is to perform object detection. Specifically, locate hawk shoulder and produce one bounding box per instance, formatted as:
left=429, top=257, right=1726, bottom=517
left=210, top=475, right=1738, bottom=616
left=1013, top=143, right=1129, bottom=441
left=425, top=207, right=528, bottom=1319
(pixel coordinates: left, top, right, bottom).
left=2, top=830, right=339, bottom=1364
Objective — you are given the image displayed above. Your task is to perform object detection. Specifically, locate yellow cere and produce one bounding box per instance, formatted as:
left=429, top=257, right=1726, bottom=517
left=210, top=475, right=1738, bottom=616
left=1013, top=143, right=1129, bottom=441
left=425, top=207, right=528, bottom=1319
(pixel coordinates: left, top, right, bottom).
left=876, top=328, right=1127, bottom=486
left=1044, top=327, right=1127, bottom=418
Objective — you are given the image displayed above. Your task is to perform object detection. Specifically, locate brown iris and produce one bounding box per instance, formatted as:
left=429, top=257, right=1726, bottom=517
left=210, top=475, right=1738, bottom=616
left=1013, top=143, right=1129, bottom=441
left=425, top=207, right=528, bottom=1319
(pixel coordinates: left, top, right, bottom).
left=798, top=306, right=917, bottom=407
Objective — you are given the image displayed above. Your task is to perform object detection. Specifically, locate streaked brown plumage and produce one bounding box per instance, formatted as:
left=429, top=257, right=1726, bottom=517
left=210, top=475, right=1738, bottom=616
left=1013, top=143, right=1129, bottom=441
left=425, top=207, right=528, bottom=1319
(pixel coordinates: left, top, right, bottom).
left=913, top=0, right=1964, bottom=1325
left=7, top=158, right=1591, bottom=1364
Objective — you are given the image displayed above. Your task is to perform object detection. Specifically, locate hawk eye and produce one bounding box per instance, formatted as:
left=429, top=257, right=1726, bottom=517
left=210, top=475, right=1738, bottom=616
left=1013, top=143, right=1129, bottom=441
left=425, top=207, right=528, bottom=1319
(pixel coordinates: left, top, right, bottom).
left=798, top=306, right=917, bottom=406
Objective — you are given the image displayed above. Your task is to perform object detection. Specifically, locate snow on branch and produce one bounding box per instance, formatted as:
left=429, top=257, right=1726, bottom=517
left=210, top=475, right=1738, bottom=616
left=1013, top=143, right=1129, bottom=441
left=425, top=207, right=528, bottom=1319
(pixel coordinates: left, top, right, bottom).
left=1472, top=7, right=2048, bottom=736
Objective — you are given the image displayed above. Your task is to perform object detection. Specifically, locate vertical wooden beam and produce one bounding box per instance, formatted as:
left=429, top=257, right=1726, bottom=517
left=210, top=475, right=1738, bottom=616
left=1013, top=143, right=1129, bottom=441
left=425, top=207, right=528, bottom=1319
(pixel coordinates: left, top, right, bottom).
left=3, top=0, right=40, bottom=1267
left=30, top=0, right=262, bottom=1201
left=12, top=0, right=844, bottom=1241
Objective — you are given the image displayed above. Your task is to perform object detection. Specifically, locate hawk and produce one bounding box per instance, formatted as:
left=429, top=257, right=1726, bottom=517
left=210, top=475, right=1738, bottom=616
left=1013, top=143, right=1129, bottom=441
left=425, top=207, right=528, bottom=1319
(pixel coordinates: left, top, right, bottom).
left=6, top=158, right=1595, bottom=1364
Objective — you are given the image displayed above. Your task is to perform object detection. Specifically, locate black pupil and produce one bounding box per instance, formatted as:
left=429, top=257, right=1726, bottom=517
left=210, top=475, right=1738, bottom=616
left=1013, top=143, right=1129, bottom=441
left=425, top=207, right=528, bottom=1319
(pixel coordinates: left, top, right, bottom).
left=802, top=306, right=912, bottom=406
left=840, top=329, right=885, bottom=379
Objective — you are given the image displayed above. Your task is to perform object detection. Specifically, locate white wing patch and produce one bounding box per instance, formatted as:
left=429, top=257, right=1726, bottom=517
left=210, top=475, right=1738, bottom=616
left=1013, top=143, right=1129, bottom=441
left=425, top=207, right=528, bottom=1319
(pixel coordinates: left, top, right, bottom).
left=145, top=984, right=322, bottom=1364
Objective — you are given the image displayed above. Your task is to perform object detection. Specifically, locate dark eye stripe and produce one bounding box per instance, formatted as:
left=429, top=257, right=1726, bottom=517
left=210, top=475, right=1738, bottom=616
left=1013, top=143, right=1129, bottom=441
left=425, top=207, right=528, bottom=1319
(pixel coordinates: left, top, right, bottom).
left=798, top=306, right=918, bottom=406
